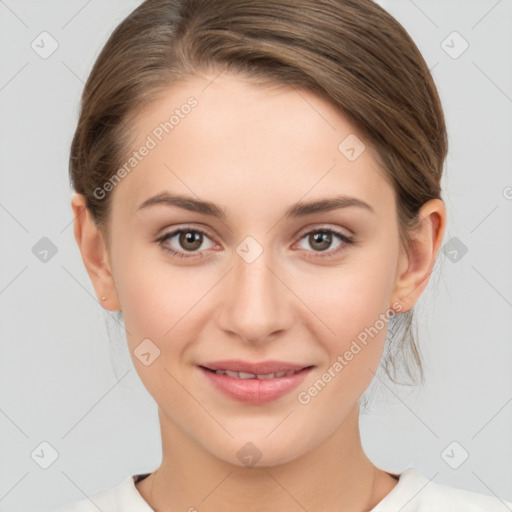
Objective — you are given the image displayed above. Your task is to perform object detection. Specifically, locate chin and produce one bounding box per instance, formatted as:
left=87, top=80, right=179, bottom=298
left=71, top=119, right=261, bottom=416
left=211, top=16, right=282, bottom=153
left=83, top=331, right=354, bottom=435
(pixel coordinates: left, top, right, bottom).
left=207, top=432, right=314, bottom=470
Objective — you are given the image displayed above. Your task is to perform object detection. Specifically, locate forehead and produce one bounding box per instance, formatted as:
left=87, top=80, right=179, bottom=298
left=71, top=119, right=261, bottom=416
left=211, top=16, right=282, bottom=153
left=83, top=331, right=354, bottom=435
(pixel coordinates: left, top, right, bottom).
left=110, top=73, right=395, bottom=220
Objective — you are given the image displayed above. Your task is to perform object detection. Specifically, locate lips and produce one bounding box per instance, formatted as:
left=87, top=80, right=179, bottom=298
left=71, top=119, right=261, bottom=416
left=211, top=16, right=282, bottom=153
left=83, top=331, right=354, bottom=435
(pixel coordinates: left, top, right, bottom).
left=198, top=360, right=314, bottom=404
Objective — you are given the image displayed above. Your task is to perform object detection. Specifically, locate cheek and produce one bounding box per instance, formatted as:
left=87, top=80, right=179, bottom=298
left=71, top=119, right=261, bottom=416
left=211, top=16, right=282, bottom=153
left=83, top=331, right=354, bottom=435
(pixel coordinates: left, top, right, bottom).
left=294, top=248, right=398, bottom=379
left=302, top=256, right=396, bottom=337
left=110, top=237, right=171, bottom=341
left=112, top=241, right=215, bottom=353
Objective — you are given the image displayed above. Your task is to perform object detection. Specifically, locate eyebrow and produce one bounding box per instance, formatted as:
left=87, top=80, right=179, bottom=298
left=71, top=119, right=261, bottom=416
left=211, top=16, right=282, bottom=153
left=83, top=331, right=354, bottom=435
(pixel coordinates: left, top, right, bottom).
left=136, top=192, right=375, bottom=219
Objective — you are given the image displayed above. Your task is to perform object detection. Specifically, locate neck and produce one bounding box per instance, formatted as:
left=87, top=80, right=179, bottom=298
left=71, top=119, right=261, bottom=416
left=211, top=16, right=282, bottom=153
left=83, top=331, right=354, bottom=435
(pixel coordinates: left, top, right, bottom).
left=139, top=404, right=394, bottom=512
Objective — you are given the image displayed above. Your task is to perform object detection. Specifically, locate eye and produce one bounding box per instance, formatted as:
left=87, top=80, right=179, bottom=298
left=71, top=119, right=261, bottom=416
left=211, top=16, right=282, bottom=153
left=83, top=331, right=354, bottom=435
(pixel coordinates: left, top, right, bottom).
left=156, top=226, right=355, bottom=261
left=295, top=228, right=354, bottom=259
left=156, top=227, right=216, bottom=259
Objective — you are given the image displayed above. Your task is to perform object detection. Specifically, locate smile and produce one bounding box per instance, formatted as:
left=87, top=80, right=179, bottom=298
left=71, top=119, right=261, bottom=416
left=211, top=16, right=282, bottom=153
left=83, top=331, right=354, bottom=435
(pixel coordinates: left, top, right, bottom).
left=198, top=365, right=314, bottom=404
left=207, top=368, right=302, bottom=379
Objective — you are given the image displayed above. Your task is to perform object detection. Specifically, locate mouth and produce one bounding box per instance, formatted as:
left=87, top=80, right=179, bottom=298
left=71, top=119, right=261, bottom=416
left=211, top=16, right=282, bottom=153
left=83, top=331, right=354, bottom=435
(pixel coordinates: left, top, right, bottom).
left=197, top=361, right=315, bottom=404
left=199, top=359, right=313, bottom=375
left=200, top=366, right=310, bottom=379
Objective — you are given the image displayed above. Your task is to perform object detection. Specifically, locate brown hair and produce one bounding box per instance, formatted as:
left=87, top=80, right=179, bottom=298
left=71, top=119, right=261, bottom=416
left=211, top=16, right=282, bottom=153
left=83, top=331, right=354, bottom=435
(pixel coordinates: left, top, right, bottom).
left=69, top=0, right=447, bottom=387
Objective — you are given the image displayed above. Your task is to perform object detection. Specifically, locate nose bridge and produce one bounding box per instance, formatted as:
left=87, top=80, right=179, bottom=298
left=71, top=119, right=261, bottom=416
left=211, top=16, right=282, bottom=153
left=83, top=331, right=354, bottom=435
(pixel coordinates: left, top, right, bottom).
left=218, top=238, right=292, bottom=342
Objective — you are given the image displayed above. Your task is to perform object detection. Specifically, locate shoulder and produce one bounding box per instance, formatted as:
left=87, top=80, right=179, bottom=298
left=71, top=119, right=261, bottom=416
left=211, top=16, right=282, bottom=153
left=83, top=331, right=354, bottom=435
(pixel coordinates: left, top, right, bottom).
left=51, top=474, right=153, bottom=512
left=372, top=468, right=512, bottom=512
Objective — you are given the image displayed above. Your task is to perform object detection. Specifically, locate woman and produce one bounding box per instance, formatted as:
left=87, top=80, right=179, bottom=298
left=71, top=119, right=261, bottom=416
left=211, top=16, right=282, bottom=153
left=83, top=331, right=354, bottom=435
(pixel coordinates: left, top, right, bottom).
left=56, top=0, right=512, bottom=510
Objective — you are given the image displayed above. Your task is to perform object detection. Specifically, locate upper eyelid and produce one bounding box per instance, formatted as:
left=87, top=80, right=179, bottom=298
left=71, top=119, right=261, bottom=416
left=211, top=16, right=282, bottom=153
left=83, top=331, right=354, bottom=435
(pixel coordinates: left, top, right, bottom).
left=157, top=224, right=215, bottom=241
left=158, top=224, right=351, bottom=238
left=295, top=225, right=352, bottom=238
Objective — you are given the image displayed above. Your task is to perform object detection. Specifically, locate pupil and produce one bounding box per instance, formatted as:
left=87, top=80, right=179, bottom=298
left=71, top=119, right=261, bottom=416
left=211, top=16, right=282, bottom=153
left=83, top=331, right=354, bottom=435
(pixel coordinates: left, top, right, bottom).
left=311, top=232, right=331, bottom=251
left=181, top=231, right=202, bottom=250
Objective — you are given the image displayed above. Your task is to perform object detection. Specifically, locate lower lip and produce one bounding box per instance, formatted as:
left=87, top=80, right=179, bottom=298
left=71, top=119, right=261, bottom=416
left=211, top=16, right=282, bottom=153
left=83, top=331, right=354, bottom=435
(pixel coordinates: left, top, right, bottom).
left=199, top=366, right=313, bottom=404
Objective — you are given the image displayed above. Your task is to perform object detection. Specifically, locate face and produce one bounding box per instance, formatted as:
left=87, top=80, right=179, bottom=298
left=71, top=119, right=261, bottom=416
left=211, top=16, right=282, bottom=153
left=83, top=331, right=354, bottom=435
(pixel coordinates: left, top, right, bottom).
left=92, top=73, right=412, bottom=467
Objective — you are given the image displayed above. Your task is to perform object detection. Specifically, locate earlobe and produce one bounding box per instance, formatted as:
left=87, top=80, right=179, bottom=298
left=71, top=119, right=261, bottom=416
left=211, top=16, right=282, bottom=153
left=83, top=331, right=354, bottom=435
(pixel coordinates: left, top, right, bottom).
left=391, top=199, right=446, bottom=312
left=71, top=193, right=121, bottom=311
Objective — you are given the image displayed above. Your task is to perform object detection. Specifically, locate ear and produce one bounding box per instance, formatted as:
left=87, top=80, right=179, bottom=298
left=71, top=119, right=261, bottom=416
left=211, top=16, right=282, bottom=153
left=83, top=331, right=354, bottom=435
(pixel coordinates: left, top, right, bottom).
left=71, top=193, right=121, bottom=311
left=390, top=198, right=446, bottom=313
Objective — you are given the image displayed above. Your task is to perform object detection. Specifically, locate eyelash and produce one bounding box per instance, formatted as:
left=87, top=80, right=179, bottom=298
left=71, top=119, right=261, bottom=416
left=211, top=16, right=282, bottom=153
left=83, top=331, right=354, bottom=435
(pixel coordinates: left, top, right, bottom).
left=155, top=226, right=355, bottom=260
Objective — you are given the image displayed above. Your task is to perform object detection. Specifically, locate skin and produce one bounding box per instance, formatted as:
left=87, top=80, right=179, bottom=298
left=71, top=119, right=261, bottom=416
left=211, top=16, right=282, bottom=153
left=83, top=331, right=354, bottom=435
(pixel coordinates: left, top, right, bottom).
left=72, top=72, right=446, bottom=511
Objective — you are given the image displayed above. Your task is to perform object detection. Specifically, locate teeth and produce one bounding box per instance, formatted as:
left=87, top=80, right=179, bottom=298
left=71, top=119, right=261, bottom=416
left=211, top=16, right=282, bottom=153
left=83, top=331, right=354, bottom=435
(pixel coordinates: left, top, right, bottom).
left=213, top=369, right=299, bottom=379
left=238, top=372, right=256, bottom=379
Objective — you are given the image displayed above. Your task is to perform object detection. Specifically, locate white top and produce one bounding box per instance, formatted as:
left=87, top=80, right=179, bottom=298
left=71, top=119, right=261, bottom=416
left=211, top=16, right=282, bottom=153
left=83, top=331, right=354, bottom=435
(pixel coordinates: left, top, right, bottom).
left=53, top=468, right=512, bottom=512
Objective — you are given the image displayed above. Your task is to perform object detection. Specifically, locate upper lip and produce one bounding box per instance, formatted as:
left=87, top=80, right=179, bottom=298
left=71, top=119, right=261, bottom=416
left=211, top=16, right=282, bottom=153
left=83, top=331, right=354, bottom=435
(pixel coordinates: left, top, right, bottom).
left=199, top=360, right=313, bottom=374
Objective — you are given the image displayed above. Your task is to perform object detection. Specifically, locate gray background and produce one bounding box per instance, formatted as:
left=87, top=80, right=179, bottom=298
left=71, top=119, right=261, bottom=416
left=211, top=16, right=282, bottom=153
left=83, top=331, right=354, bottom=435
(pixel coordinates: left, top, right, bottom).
left=0, top=0, right=511, bottom=510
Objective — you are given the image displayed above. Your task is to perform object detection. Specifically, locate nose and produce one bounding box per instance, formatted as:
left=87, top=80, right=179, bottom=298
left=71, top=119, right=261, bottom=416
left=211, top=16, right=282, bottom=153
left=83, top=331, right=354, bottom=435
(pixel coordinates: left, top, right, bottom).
left=216, top=245, right=295, bottom=345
